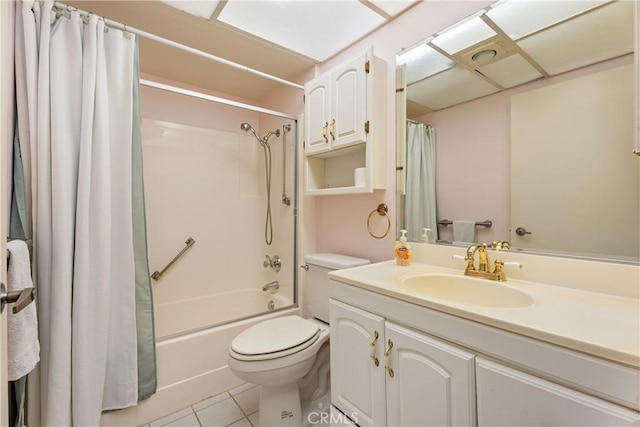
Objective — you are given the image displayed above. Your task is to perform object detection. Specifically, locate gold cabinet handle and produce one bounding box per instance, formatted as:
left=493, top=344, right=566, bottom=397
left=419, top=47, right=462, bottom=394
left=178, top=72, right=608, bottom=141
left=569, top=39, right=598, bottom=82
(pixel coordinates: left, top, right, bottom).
left=384, top=339, right=394, bottom=378
left=369, top=330, right=379, bottom=367
left=322, top=122, right=328, bottom=143
left=329, top=118, right=335, bottom=141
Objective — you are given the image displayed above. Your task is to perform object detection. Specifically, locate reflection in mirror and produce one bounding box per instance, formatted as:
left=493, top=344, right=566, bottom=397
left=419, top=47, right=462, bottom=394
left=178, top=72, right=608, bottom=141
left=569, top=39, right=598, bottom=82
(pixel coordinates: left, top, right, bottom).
left=396, top=0, right=639, bottom=263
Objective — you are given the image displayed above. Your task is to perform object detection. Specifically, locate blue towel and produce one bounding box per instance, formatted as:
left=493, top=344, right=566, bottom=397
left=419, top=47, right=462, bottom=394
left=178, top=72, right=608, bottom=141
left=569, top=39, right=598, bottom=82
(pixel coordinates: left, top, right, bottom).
left=453, top=220, right=476, bottom=244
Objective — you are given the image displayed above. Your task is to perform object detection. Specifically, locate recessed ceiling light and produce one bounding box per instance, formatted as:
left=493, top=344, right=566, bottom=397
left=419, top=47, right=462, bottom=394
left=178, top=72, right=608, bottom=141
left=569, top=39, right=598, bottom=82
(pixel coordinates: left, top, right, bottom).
left=472, top=49, right=497, bottom=63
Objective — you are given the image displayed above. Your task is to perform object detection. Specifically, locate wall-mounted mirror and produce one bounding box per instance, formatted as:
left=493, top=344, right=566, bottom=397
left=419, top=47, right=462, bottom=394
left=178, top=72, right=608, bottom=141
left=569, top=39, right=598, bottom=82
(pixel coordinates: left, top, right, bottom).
left=396, top=0, right=639, bottom=263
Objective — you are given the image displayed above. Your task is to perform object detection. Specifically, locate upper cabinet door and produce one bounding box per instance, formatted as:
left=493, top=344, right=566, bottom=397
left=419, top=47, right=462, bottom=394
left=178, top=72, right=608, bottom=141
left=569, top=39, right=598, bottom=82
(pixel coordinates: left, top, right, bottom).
left=385, top=322, right=476, bottom=427
left=331, top=51, right=367, bottom=150
left=304, top=73, right=332, bottom=155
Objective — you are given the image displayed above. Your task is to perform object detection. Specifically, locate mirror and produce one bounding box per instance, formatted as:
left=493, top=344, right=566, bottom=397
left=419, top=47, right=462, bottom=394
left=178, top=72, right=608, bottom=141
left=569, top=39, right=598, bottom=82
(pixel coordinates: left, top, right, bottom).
left=396, top=0, right=639, bottom=263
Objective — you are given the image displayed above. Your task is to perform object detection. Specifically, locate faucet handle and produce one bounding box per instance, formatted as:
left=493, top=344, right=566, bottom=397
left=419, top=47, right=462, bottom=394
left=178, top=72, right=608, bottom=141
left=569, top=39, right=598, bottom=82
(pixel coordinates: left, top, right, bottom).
left=502, top=261, right=522, bottom=269
left=492, top=241, right=511, bottom=251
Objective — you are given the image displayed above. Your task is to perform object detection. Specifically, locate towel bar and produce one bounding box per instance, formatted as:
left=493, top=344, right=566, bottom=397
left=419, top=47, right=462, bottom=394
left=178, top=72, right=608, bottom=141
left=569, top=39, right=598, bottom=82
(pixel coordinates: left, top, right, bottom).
left=0, top=282, right=36, bottom=315
left=437, top=219, right=492, bottom=228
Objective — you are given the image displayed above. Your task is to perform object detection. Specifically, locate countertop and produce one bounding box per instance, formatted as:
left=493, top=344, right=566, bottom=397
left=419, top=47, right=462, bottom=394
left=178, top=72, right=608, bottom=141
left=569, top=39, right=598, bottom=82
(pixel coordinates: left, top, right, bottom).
left=329, top=261, right=640, bottom=368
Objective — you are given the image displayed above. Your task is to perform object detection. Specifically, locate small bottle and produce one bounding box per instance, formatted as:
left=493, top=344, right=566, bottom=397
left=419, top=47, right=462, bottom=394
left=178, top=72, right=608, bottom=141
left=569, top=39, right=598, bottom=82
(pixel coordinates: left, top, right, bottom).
left=395, top=230, right=412, bottom=266
left=420, top=228, right=432, bottom=243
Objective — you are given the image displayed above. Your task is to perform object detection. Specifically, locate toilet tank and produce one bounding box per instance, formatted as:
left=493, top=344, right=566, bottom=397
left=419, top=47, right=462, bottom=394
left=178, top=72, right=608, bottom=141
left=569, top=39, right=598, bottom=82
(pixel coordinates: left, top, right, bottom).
left=304, top=253, right=370, bottom=323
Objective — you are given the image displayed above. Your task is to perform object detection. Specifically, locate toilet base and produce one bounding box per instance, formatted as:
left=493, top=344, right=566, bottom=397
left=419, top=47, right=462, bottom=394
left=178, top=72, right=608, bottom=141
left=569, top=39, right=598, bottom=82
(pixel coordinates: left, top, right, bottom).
left=258, top=383, right=302, bottom=427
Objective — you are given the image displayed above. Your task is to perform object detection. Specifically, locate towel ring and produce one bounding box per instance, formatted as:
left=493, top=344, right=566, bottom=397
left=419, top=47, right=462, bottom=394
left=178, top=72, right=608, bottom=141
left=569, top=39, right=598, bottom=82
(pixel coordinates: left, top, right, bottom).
left=367, top=204, right=391, bottom=239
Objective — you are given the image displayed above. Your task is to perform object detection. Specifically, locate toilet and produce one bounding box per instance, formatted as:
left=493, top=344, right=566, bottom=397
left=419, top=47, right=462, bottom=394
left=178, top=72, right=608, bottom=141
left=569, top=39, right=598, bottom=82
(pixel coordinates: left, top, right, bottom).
left=228, top=253, right=370, bottom=427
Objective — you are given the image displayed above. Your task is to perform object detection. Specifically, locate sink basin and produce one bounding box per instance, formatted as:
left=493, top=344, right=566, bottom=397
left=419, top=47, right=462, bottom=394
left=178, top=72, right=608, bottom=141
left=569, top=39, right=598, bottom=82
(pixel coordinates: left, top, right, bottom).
left=401, top=273, right=534, bottom=308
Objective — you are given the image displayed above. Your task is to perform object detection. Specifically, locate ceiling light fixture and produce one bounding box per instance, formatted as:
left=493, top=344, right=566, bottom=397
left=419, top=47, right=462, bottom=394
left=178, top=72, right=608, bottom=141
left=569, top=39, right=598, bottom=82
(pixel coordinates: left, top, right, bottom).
left=472, top=49, right=497, bottom=62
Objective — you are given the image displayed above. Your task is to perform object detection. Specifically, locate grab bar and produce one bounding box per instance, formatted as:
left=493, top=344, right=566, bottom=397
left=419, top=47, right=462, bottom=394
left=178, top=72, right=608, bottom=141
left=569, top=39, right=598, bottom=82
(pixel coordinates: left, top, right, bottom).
left=151, top=237, right=196, bottom=281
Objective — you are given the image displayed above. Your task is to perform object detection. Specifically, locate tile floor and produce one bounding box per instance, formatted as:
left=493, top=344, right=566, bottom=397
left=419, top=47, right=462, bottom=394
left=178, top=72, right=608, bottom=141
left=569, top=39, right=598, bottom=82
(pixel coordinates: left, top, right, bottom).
left=146, top=383, right=260, bottom=427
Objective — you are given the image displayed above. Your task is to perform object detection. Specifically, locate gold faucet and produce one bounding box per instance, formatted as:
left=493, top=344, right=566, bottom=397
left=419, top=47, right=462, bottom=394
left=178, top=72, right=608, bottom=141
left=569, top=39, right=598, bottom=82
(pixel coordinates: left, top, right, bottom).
left=463, top=243, right=509, bottom=282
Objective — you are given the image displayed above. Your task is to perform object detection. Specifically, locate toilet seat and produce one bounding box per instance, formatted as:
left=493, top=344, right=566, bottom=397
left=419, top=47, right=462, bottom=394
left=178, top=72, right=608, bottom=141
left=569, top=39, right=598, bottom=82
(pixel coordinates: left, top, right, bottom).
left=230, top=316, right=320, bottom=361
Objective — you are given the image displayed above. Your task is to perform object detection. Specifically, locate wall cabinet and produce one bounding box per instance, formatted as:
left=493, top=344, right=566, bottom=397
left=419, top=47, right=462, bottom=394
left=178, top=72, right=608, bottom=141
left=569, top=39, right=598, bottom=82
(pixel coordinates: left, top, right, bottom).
left=304, top=48, right=386, bottom=195
left=329, top=281, right=640, bottom=427
left=330, top=299, right=476, bottom=427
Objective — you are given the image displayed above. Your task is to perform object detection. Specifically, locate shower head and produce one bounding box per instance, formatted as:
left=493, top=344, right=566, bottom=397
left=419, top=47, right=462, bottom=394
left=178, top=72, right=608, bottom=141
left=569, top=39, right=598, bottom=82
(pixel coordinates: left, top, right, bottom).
left=241, top=122, right=261, bottom=142
left=240, top=122, right=280, bottom=145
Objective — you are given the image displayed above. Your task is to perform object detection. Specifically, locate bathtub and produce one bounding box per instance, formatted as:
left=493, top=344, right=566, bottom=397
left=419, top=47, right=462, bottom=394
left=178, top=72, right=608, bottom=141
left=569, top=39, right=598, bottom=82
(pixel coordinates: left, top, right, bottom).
left=100, top=290, right=297, bottom=426
left=155, top=288, right=294, bottom=339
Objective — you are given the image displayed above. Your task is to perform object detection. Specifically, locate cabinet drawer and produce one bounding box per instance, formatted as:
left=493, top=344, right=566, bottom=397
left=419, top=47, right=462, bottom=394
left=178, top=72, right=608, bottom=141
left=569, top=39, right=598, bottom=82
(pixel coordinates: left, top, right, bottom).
left=476, top=358, right=640, bottom=426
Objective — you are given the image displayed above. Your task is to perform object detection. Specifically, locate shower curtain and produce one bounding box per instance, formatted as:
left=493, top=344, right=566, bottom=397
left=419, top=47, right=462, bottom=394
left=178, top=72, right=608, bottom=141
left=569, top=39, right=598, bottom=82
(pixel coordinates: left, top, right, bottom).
left=405, top=121, right=438, bottom=242
left=14, top=1, right=156, bottom=425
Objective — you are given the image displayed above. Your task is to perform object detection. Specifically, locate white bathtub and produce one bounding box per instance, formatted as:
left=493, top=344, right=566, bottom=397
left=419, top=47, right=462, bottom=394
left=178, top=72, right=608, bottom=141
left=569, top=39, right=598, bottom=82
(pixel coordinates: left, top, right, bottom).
left=100, top=290, right=298, bottom=426
left=155, top=288, right=294, bottom=339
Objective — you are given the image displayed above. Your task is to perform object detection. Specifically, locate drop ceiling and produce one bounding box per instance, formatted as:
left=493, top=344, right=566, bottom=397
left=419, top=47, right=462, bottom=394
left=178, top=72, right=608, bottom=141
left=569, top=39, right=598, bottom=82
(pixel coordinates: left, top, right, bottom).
left=63, top=0, right=418, bottom=103
left=398, top=0, right=635, bottom=115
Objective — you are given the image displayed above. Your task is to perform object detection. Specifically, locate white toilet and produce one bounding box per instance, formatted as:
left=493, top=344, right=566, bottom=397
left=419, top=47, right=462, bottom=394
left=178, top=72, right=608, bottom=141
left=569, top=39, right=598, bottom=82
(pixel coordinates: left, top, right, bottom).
left=228, top=253, right=370, bottom=427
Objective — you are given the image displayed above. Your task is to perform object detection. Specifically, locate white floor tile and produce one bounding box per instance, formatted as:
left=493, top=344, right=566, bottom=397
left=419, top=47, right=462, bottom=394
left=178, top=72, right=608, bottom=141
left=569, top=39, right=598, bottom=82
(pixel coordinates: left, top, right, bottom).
left=150, top=408, right=195, bottom=427
left=248, top=412, right=259, bottom=427
left=226, top=418, right=252, bottom=427
left=193, top=392, right=232, bottom=412
left=232, top=386, right=260, bottom=416
left=195, top=395, right=245, bottom=427
left=164, top=413, right=201, bottom=427
left=229, top=383, right=256, bottom=396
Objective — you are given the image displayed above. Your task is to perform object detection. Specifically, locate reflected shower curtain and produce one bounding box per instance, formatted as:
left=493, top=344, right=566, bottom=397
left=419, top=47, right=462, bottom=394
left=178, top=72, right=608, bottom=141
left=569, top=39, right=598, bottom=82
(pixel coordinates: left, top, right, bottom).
left=405, top=121, right=437, bottom=242
left=14, top=1, right=156, bottom=425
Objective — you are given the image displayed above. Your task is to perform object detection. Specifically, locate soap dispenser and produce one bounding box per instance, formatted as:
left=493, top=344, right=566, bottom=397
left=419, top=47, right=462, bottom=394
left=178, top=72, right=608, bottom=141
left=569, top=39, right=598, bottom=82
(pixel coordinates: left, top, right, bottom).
left=395, top=230, right=412, bottom=266
left=420, top=228, right=432, bottom=243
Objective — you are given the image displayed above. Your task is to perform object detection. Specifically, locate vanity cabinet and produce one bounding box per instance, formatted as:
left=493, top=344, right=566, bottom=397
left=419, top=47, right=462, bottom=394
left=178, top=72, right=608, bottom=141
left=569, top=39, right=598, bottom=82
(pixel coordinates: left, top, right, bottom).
left=330, top=299, right=476, bottom=427
left=329, top=279, right=640, bottom=427
left=304, top=48, right=386, bottom=195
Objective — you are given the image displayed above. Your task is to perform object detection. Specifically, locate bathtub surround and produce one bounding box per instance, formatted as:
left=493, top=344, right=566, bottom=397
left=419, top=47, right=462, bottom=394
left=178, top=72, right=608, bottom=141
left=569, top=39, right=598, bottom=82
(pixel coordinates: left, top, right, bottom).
left=13, top=2, right=156, bottom=425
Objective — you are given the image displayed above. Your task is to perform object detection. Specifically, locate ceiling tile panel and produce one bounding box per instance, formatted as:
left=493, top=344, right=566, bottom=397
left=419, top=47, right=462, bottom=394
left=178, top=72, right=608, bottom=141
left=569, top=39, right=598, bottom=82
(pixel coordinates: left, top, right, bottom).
left=478, top=54, right=543, bottom=88
left=431, top=15, right=495, bottom=55
left=218, top=0, right=385, bottom=61
left=408, top=67, right=500, bottom=110
left=517, top=1, right=634, bottom=76
left=397, top=43, right=454, bottom=84
left=487, top=0, right=607, bottom=40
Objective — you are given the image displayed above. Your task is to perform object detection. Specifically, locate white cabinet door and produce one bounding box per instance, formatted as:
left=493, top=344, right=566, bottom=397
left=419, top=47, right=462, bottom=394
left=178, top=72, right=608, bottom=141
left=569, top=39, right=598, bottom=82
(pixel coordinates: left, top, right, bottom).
left=331, top=52, right=367, bottom=150
left=330, top=299, right=386, bottom=427
left=476, top=358, right=640, bottom=426
left=304, top=73, right=332, bottom=155
left=385, top=322, right=476, bottom=427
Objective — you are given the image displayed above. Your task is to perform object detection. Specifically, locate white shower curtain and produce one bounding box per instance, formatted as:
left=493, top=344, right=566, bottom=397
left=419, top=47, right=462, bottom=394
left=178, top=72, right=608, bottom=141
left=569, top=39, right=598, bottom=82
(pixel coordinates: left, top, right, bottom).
left=405, top=121, right=438, bottom=242
left=15, top=1, right=139, bottom=425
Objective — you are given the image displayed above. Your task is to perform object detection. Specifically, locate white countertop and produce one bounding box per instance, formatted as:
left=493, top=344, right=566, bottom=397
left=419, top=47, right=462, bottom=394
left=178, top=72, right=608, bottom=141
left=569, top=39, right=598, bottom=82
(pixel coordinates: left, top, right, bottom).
left=329, top=261, right=640, bottom=368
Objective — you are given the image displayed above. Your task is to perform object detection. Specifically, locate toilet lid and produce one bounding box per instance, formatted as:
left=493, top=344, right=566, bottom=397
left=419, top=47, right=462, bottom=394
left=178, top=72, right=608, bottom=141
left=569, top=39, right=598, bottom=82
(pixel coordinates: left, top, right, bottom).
left=231, top=316, right=320, bottom=359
